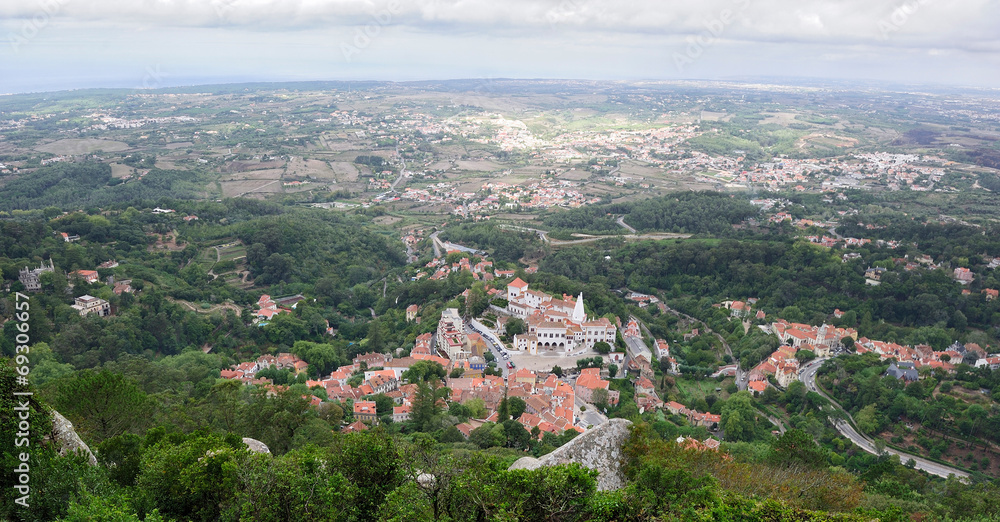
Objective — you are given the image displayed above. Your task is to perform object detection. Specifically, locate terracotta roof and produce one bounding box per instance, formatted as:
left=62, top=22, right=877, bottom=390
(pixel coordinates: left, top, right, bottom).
left=508, top=277, right=529, bottom=289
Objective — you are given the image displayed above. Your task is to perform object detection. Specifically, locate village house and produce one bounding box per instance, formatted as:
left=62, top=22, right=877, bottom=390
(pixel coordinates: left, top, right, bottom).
left=71, top=295, right=111, bottom=317
left=354, top=352, right=392, bottom=368
left=406, top=304, right=420, bottom=322
left=69, top=270, right=100, bottom=284
left=392, top=404, right=411, bottom=422
left=254, top=294, right=291, bottom=322
left=728, top=301, right=750, bottom=318
left=354, top=400, right=379, bottom=423
left=886, top=361, right=919, bottom=381
left=342, top=420, right=368, bottom=433
left=575, top=368, right=620, bottom=406
left=954, top=267, right=975, bottom=285
left=364, top=369, right=399, bottom=394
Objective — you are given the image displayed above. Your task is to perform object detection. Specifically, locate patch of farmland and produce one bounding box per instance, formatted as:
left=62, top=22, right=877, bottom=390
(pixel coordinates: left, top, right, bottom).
left=109, top=163, right=135, bottom=178
left=286, top=158, right=338, bottom=180
left=35, top=139, right=130, bottom=155
left=220, top=168, right=284, bottom=181
left=220, top=180, right=283, bottom=197
left=329, top=162, right=360, bottom=182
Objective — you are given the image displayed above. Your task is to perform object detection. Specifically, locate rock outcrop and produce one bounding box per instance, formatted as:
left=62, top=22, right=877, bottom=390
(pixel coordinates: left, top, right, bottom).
left=49, top=411, right=98, bottom=466
left=509, top=418, right=633, bottom=491
left=242, top=437, right=271, bottom=454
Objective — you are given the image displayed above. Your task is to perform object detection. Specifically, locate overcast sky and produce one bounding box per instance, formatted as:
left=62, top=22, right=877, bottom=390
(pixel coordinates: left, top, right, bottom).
left=1, top=0, right=998, bottom=94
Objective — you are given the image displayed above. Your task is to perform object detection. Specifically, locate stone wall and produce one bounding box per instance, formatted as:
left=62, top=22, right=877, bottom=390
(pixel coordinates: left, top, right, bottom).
left=509, top=418, right=632, bottom=491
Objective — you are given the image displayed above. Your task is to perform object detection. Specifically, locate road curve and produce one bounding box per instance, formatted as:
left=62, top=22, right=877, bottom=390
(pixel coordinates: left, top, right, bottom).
left=616, top=215, right=637, bottom=234
left=799, top=358, right=969, bottom=481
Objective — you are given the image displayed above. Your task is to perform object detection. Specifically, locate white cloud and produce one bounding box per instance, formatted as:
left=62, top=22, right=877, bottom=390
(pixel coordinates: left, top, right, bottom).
left=2, top=0, right=995, bottom=47
left=1, top=0, right=998, bottom=92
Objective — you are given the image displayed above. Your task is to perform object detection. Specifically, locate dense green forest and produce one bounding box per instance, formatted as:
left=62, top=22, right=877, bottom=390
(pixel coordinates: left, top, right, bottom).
left=7, top=361, right=1000, bottom=522
left=0, top=162, right=210, bottom=211
left=439, top=222, right=545, bottom=263
left=541, top=192, right=761, bottom=236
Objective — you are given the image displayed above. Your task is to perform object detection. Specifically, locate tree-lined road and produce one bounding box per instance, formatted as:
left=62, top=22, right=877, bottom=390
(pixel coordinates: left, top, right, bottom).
left=799, top=358, right=969, bottom=481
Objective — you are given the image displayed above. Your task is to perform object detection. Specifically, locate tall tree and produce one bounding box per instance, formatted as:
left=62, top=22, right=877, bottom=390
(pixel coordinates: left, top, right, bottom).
left=719, top=391, right=757, bottom=442
left=52, top=369, right=148, bottom=443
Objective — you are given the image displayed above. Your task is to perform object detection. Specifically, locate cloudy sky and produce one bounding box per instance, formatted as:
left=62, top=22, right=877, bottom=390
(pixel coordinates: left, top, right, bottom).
left=1, top=0, right=998, bottom=93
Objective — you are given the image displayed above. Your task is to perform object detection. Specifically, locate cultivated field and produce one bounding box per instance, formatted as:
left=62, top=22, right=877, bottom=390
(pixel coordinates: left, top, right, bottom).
left=35, top=138, right=130, bottom=155
left=109, top=163, right=135, bottom=178
left=286, top=157, right=338, bottom=180
left=220, top=179, right=283, bottom=197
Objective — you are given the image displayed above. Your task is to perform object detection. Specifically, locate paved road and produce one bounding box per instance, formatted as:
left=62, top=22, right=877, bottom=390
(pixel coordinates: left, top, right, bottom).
left=430, top=231, right=443, bottom=258
left=575, top=393, right=608, bottom=429
left=616, top=215, right=637, bottom=234
left=498, top=224, right=691, bottom=246
left=763, top=413, right=787, bottom=435
left=389, top=145, right=408, bottom=192
left=799, top=359, right=969, bottom=481
left=465, top=321, right=509, bottom=379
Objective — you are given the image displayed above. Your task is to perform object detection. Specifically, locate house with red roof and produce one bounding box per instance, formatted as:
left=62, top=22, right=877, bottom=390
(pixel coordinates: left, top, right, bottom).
left=575, top=368, right=619, bottom=406
left=342, top=420, right=368, bottom=433
left=354, top=401, right=378, bottom=423
left=392, top=404, right=411, bottom=422
left=69, top=270, right=99, bottom=284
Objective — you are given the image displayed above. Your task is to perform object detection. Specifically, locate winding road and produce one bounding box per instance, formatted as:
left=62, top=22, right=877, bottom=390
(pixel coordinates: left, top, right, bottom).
left=799, top=358, right=969, bottom=481
left=499, top=224, right=691, bottom=247
left=616, top=216, right=637, bottom=234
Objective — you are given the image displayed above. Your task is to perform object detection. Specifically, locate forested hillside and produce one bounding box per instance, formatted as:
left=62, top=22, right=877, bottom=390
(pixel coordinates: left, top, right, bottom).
left=541, top=192, right=760, bottom=236
left=0, top=162, right=209, bottom=211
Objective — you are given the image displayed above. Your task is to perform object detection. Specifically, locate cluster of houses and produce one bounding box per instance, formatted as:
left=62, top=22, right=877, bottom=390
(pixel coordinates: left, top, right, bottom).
left=219, top=342, right=595, bottom=438
left=18, top=259, right=131, bottom=317
left=505, top=278, right=618, bottom=354
left=253, top=294, right=306, bottom=323
left=449, top=367, right=584, bottom=437
left=720, top=299, right=766, bottom=321
left=415, top=252, right=518, bottom=284
left=625, top=291, right=661, bottom=309
left=853, top=338, right=984, bottom=374
left=220, top=352, right=311, bottom=384
left=747, top=321, right=859, bottom=392
left=742, top=313, right=997, bottom=392
left=664, top=400, right=722, bottom=429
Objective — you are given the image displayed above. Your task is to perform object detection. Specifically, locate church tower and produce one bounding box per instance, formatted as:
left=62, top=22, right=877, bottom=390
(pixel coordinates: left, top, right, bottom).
left=572, top=292, right=586, bottom=323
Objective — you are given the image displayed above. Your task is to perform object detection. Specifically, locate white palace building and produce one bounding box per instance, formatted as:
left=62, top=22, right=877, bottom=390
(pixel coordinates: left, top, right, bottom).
left=505, top=278, right=617, bottom=354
